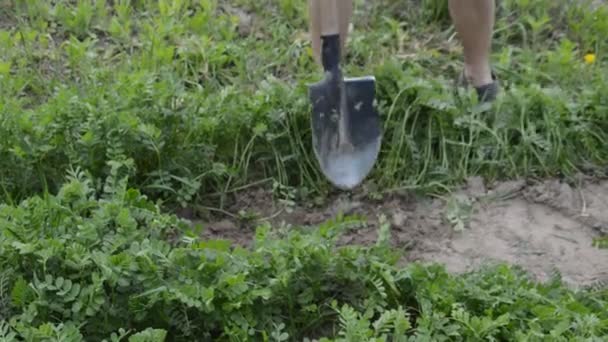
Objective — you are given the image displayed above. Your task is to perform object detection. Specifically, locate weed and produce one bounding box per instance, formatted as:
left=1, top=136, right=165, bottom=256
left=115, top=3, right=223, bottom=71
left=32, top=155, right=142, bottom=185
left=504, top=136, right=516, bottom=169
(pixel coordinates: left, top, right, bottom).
left=1, top=172, right=607, bottom=340
left=1, top=0, right=608, bottom=339
left=0, top=0, right=607, bottom=206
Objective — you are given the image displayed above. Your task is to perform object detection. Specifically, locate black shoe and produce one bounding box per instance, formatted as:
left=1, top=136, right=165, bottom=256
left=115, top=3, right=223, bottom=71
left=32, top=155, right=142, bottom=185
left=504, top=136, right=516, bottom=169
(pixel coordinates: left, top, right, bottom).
left=456, top=70, right=500, bottom=103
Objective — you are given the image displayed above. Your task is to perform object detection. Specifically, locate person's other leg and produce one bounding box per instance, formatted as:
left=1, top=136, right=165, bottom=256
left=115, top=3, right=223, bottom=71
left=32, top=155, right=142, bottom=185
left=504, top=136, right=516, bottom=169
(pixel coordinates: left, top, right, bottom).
left=448, top=0, right=495, bottom=88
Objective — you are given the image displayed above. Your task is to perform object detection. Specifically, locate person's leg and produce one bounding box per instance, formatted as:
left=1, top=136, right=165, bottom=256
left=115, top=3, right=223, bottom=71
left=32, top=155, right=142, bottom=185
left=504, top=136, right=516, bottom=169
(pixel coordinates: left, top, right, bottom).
left=448, top=0, right=495, bottom=88
left=308, top=0, right=353, bottom=66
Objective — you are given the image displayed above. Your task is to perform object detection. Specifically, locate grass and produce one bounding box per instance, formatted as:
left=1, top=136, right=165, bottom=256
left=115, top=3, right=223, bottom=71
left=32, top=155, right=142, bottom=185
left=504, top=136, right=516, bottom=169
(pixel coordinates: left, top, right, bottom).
left=1, top=0, right=608, bottom=340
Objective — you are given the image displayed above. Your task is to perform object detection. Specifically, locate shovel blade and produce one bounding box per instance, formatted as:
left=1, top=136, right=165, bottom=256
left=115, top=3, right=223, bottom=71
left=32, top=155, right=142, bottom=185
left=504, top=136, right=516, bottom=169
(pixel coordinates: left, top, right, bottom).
left=309, top=76, right=382, bottom=190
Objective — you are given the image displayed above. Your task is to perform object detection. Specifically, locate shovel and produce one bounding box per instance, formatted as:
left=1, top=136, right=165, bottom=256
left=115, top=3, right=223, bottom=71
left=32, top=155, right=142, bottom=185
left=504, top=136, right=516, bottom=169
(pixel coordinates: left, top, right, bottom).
left=307, top=0, right=382, bottom=190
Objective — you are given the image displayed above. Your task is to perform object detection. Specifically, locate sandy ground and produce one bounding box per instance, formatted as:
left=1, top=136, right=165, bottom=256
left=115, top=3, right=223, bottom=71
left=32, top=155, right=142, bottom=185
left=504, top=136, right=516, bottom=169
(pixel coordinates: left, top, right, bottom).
left=185, top=176, right=608, bottom=289
left=415, top=178, right=608, bottom=287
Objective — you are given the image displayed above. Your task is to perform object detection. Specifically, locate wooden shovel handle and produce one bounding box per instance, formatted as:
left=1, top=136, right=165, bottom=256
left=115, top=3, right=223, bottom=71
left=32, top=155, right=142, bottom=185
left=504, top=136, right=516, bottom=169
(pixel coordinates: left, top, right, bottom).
left=308, top=0, right=353, bottom=66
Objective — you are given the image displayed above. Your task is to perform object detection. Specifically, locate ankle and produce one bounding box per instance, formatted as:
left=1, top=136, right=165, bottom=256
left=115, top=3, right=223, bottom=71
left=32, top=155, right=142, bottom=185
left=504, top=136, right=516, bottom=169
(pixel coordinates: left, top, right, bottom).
left=464, top=63, right=493, bottom=87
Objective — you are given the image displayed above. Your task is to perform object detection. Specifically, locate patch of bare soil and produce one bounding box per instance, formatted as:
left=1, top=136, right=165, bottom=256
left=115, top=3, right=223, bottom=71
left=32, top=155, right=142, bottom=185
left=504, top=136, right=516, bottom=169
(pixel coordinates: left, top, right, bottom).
left=420, top=177, right=608, bottom=288
left=185, top=177, right=608, bottom=288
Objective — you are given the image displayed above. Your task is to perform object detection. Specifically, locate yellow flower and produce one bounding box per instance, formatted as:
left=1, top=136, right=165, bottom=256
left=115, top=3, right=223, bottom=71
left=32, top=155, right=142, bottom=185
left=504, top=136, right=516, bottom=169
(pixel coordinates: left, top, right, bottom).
left=584, top=53, right=596, bottom=64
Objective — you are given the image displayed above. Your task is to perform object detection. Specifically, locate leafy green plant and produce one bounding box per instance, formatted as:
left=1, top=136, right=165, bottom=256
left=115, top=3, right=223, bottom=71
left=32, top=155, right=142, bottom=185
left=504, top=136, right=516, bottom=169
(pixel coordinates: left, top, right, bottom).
left=1, top=171, right=607, bottom=340
left=0, top=0, right=607, bottom=339
left=0, top=0, right=606, bottom=207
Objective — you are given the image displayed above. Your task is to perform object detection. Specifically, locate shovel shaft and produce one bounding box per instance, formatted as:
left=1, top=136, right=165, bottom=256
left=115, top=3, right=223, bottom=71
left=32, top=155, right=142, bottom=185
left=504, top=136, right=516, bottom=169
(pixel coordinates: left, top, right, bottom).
left=308, top=0, right=353, bottom=66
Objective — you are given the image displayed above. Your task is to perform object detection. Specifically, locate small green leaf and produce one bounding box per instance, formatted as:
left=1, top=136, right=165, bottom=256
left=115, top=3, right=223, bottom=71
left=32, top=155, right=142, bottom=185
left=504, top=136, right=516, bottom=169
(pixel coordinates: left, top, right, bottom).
left=72, top=301, right=82, bottom=313
left=0, top=61, right=11, bottom=75
left=55, top=277, right=65, bottom=288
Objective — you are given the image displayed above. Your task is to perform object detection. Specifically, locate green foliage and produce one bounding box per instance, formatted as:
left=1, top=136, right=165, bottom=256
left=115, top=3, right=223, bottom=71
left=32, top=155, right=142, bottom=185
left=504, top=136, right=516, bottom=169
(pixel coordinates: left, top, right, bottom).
left=1, top=173, right=607, bottom=340
left=0, top=0, right=607, bottom=207
left=593, top=236, right=608, bottom=249
left=1, top=0, right=608, bottom=340
left=127, top=328, right=168, bottom=342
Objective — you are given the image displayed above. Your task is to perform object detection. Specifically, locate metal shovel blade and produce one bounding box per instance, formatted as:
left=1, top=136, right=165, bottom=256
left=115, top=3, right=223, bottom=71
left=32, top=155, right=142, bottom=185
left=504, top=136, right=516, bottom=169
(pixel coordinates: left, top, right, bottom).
left=309, top=75, right=382, bottom=190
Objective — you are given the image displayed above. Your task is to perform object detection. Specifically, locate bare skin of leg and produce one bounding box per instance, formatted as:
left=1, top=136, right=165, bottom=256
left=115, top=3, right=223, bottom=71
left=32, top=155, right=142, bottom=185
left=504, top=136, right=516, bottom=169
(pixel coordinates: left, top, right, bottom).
left=448, top=0, right=495, bottom=87
left=308, top=0, right=353, bottom=66
left=308, top=0, right=494, bottom=87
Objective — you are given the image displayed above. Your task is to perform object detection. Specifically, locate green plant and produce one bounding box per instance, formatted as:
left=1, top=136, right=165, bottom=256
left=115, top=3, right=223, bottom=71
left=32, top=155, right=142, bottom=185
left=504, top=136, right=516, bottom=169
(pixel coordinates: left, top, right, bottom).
left=1, top=171, right=607, bottom=340
left=0, top=0, right=606, bottom=207
left=1, top=0, right=608, bottom=339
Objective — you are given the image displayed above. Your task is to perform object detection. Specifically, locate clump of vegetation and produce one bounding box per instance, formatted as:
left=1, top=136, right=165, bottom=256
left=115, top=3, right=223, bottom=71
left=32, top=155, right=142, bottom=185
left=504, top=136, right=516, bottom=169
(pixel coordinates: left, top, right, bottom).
left=0, top=0, right=607, bottom=208
left=1, top=0, right=608, bottom=340
left=1, top=170, right=606, bottom=340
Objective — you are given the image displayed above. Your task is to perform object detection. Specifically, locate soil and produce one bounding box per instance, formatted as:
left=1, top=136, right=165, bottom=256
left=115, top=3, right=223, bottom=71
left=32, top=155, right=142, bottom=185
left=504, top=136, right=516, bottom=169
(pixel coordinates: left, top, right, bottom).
left=183, top=176, right=608, bottom=289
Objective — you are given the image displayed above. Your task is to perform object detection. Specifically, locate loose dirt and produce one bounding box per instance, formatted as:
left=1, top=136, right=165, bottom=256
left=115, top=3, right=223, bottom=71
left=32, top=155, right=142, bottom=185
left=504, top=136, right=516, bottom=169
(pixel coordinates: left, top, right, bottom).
left=186, top=176, right=608, bottom=289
